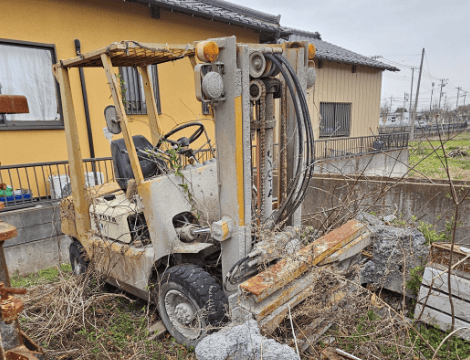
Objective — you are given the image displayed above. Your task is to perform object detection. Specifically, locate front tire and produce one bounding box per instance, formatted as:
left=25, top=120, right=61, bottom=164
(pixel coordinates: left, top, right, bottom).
left=69, top=241, right=89, bottom=275
left=158, top=264, right=228, bottom=346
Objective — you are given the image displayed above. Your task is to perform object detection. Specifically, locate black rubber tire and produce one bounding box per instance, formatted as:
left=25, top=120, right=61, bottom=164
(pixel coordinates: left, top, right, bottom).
left=69, top=241, right=89, bottom=275
left=158, top=264, right=228, bottom=347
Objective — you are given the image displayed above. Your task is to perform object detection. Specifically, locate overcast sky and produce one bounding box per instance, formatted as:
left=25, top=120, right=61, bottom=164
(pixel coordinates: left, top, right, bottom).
left=233, top=0, right=470, bottom=112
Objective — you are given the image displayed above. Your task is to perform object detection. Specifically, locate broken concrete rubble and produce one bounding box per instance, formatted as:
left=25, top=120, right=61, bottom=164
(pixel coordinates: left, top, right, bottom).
left=357, top=214, right=429, bottom=297
left=195, top=319, right=300, bottom=360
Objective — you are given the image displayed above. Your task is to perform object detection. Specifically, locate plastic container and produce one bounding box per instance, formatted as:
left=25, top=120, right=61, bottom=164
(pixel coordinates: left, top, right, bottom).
left=0, top=188, right=13, bottom=197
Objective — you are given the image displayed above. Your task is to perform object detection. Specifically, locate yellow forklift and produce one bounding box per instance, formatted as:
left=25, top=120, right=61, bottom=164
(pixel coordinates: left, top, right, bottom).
left=55, top=37, right=322, bottom=346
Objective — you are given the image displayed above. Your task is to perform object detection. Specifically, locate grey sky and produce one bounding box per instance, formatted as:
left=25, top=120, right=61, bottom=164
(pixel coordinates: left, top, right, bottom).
left=233, top=0, right=470, bottom=112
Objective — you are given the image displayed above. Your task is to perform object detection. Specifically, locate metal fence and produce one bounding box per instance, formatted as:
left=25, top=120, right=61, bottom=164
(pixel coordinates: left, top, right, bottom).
left=0, top=149, right=216, bottom=212
left=0, top=157, right=115, bottom=211
left=315, top=133, right=409, bottom=160
left=379, top=122, right=469, bottom=138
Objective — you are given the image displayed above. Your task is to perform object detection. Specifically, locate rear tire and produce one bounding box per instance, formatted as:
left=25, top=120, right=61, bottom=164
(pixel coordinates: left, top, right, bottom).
left=158, top=264, right=227, bottom=347
left=69, top=241, right=88, bottom=275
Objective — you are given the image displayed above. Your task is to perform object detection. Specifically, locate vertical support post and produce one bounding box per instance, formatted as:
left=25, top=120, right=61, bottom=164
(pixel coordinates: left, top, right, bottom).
left=101, top=54, right=144, bottom=186
left=53, top=65, right=91, bottom=239
left=138, top=66, right=162, bottom=145
left=211, top=38, right=249, bottom=293
left=285, top=47, right=305, bottom=228
left=262, top=90, right=274, bottom=222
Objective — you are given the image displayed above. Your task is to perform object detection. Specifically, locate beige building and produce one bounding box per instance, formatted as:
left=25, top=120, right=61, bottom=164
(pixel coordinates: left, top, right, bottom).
left=288, top=29, right=399, bottom=139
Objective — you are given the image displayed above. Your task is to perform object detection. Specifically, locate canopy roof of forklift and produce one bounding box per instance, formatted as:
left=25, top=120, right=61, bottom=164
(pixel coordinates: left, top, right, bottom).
left=59, top=41, right=196, bottom=68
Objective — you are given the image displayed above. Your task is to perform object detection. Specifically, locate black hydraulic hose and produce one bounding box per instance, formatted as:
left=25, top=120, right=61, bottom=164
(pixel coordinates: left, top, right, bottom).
left=263, top=53, right=305, bottom=223
left=265, top=53, right=316, bottom=224
left=275, top=54, right=315, bottom=205
left=224, top=255, right=250, bottom=292
left=275, top=54, right=315, bottom=210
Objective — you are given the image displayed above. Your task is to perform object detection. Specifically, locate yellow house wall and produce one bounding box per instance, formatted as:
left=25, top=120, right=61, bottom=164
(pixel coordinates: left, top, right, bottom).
left=0, top=0, right=259, bottom=167
left=311, top=60, right=383, bottom=139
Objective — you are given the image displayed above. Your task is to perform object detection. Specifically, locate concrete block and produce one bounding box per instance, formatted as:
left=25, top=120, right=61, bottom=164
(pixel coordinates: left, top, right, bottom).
left=4, top=235, right=71, bottom=276
left=20, top=204, right=61, bottom=228
left=0, top=212, right=22, bottom=229
left=359, top=225, right=429, bottom=297
left=4, top=222, right=62, bottom=248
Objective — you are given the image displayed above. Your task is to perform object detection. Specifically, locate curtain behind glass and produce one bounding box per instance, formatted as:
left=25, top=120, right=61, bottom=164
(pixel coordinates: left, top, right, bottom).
left=0, top=44, right=59, bottom=121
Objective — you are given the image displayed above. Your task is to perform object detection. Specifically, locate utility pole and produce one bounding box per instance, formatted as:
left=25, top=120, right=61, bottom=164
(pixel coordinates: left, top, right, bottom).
left=438, top=79, right=446, bottom=109
left=457, top=87, right=461, bottom=108
left=390, top=96, right=394, bottom=113
left=464, top=91, right=467, bottom=106
left=410, top=48, right=425, bottom=140
left=403, top=92, right=409, bottom=124
left=430, top=82, right=435, bottom=112
left=409, top=67, right=414, bottom=126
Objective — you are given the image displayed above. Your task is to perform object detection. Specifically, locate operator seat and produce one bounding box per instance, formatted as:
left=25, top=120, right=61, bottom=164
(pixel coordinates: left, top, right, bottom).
left=111, top=135, right=167, bottom=191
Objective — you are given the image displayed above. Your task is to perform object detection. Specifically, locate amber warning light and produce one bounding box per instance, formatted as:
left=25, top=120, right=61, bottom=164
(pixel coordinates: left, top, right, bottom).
left=196, top=41, right=219, bottom=63
left=308, top=43, right=316, bottom=60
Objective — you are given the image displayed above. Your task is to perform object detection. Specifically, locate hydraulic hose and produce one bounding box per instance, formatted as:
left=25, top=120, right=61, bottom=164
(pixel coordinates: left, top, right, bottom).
left=263, top=53, right=315, bottom=224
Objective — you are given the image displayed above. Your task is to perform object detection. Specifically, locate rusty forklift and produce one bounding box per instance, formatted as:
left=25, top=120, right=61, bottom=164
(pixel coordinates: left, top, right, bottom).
left=54, top=37, right=329, bottom=346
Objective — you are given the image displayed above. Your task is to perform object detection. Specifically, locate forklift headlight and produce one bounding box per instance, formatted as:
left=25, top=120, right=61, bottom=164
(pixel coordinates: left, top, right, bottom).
left=196, top=41, right=219, bottom=63
left=308, top=43, right=316, bottom=60
left=202, top=72, right=224, bottom=100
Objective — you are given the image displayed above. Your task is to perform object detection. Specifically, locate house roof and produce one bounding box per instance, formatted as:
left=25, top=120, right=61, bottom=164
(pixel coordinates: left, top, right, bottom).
left=287, top=28, right=399, bottom=72
left=137, top=0, right=288, bottom=41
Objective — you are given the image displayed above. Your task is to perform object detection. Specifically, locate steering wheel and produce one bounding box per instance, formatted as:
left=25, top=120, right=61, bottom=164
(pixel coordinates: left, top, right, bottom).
left=157, top=122, right=205, bottom=149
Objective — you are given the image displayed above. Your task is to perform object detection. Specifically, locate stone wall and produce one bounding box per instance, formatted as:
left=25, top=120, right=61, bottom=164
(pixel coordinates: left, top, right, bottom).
left=303, top=174, right=470, bottom=245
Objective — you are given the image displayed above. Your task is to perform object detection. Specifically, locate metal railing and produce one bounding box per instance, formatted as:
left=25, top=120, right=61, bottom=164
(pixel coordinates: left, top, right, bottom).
left=0, top=157, right=115, bottom=211
left=315, top=133, right=409, bottom=160
left=380, top=122, right=469, bottom=138
left=0, top=150, right=217, bottom=212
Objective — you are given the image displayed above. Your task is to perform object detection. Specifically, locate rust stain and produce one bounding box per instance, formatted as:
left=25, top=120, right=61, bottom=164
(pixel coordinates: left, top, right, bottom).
left=240, top=220, right=365, bottom=299
left=0, top=95, right=29, bottom=114
left=0, top=296, right=24, bottom=323
left=0, top=222, right=17, bottom=242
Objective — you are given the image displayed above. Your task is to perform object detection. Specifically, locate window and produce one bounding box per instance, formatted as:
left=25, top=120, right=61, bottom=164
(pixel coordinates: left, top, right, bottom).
left=319, top=102, right=351, bottom=137
left=119, top=65, right=161, bottom=115
left=0, top=39, right=62, bottom=129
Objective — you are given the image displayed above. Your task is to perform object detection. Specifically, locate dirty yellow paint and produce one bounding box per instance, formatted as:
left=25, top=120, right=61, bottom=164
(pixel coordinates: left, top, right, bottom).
left=221, top=221, right=230, bottom=240
left=235, top=96, right=245, bottom=226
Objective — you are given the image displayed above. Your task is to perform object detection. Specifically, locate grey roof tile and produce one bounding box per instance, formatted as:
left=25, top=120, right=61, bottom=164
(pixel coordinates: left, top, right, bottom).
left=148, top=0, right=282, bottom=33
left=287, top=28, right=399, bottom=72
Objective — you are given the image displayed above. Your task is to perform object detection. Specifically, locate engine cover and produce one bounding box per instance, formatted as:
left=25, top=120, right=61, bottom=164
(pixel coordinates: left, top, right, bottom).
left=90, top=193, right=143, bottom=243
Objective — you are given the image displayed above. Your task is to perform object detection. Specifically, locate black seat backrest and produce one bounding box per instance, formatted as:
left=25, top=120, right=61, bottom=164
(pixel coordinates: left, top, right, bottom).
left=111, top=135, right=167, bottom=190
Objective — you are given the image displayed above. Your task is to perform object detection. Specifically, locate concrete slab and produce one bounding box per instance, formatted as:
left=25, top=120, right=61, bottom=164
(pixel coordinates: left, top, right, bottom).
left=4, top=235, right=71, bottom=276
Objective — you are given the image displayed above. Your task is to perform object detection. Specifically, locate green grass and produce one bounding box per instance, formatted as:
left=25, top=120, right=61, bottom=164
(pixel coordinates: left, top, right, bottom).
left=408, top=132, right=470, bottom=180
left=11, top=263, right=72, bottom=288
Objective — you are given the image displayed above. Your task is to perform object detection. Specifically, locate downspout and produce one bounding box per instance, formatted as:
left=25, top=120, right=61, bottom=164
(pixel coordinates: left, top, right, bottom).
left=74, top=39, right=97, bottom=181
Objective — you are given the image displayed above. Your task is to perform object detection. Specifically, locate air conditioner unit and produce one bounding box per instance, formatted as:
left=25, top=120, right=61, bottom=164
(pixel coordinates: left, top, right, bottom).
left=49, top=172, right=104, bottom=199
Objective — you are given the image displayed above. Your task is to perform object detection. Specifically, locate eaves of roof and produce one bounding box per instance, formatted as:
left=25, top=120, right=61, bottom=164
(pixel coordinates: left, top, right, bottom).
left=287, top=28, right=399, bottom=72
left=136, top=0, right=284, bottom=35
